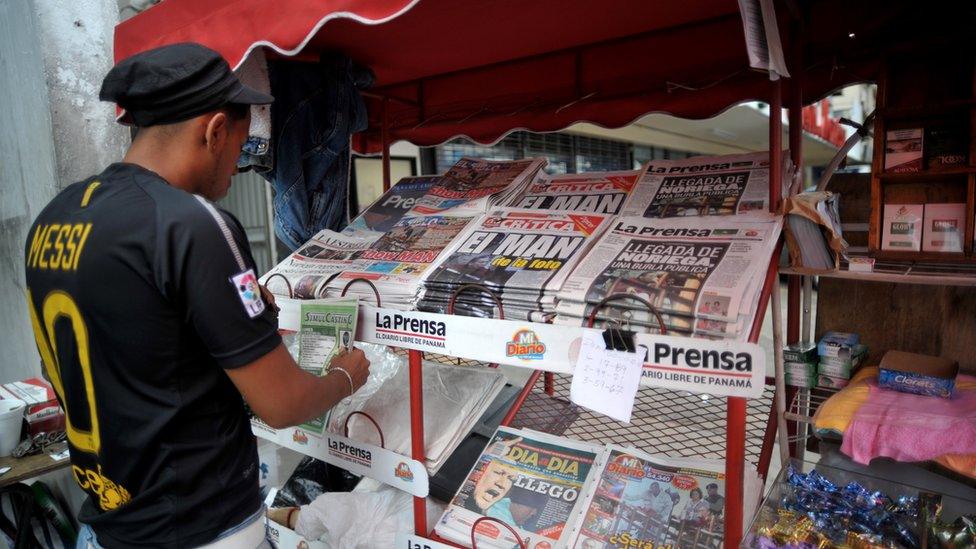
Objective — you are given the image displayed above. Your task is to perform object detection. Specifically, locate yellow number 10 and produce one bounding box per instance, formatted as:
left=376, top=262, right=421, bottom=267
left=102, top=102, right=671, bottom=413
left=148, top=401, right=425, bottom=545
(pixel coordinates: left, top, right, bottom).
left=25, top=289, right=101, bottom=455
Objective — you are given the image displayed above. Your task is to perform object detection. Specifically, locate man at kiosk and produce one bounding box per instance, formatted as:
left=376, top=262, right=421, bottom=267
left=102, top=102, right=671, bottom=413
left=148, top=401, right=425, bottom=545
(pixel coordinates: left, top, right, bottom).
left=24, top=43, right=370, bottom=548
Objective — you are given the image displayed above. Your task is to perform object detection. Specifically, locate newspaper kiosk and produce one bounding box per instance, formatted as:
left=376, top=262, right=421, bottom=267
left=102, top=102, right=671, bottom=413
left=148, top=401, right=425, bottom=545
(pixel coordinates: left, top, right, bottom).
left=112, top=1, right=945, bottom=547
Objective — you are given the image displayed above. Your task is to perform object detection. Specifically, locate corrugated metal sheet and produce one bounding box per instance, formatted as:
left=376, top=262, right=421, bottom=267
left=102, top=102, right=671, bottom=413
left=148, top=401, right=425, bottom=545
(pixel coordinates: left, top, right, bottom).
left=219, top=171, right=276, bottom=274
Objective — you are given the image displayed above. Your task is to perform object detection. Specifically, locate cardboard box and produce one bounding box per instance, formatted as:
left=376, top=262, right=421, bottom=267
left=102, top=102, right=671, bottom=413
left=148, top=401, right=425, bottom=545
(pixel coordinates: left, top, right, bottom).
left=882, top=204, right=923, bottom=252
left=0, top=378, right=64, bottom=437
left=783, top=343, right=817, bottom=364
left=878, top=350, right=957, bottom=399
left=817, top=332, right=860, bottom=359
left=817, top=374, right=850, bottom=390
left=922, top=203, right=965, bottom=253
left=818, top=344, right=868, bottom=369
left=884, top=128, right=923, bottom=172
left=847, top=257, right=875, bottom=272
left=785, top=362, right=817, bottom=388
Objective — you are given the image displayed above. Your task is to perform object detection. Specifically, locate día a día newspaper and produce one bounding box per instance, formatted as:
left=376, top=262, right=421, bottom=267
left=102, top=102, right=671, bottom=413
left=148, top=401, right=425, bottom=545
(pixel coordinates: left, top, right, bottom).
left=409, top=157, right=546, bottom=215
left=435, top=427, right=601, bottom=549
left=557, top=216, right=781, bottom=324
left=621, top=151, right=789, bottom=218
left=506, top=170, right=640, bottom=214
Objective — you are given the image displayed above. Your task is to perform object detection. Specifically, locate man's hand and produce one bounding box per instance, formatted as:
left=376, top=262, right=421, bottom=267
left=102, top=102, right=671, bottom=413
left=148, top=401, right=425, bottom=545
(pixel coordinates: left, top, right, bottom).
left=329, top=347, right=371, bottom=397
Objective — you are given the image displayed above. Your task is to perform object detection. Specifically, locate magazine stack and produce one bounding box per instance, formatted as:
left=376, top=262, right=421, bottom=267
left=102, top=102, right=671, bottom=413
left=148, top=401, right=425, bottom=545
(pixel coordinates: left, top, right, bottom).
left=416, top=208, right=613, bottom=321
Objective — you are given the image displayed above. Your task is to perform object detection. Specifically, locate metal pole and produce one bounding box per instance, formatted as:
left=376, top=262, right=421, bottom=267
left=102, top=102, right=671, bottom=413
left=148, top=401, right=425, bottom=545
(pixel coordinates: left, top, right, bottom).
left=772, top=272, right=792, bottom=468
left=382, top=97, right=391, bottom=192
left=408, top=349, right=427, bottom=535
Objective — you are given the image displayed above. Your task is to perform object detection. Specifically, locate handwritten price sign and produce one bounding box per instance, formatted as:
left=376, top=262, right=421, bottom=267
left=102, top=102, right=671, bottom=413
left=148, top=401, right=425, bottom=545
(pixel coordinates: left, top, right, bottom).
left=570, top=331, right=645, bottom=422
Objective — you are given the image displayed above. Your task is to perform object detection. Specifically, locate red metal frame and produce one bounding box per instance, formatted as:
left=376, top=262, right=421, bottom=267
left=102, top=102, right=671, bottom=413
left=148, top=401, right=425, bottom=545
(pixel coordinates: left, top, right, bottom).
left=408, top=349, right=427, bottom=535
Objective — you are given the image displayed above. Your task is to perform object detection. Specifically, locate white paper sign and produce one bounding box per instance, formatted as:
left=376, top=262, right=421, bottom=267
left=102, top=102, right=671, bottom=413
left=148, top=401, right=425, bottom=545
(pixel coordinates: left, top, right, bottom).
left=570, top=331, right=645, bottom=422
left=394, top=533, right=456, bottom=549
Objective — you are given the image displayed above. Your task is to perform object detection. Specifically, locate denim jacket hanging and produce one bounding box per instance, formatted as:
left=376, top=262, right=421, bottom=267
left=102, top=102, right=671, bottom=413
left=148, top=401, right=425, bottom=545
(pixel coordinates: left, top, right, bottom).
left=260, top=54, right=373, bottom=250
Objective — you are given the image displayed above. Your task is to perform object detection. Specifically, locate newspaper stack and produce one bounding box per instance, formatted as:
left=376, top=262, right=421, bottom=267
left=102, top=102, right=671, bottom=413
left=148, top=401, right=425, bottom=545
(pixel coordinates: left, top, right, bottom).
left=435, top=427, right=602, bottom=549
left=328, top=360, right=506, bottom=474
left=417, top=208, right=613, bottom=321
left=569, top=446, right=763, bottom=547
left=554, top=215, right=781, bottom=340
left=408, top=157, right=546, bottom=215
left=435, top=428, right=763, bottom=549
left=326, top=213, right=476, bottom=309
left=621, top=151, right=791, bottom=218
left=504, top=169, right=641, bottom=214
left=342, top=175, right=440, bottom=239
left=260, top=230, right=374, bottom=299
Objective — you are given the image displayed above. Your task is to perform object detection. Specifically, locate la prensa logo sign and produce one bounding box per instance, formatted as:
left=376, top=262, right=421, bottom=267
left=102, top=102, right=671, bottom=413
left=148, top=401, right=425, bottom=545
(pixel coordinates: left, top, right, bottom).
left=394, top=462, right=414, bottom=482
left=505, top=329, right=546, bottom=360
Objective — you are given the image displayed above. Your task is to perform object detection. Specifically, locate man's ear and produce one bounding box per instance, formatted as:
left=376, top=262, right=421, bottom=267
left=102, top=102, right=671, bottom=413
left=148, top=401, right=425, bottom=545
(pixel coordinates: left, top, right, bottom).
left=204, top=111, right=229, bottom=153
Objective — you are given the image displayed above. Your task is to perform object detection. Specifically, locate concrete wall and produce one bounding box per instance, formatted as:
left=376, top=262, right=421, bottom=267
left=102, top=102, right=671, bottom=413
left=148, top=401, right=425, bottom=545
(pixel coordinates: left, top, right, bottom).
left=0, top=0, right=62, bottom=384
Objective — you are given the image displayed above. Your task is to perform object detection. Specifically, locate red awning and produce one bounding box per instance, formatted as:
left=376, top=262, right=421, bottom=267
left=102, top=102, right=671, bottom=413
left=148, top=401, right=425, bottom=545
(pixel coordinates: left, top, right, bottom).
left=114, top=0, right=953, bottom=153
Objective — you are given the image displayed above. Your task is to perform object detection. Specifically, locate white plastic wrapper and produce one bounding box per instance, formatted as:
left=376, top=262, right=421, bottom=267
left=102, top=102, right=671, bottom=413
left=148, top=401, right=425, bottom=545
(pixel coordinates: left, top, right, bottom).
left=328, top=358, right=506, bottom=473
left=294, top=482, right=446, bottom=547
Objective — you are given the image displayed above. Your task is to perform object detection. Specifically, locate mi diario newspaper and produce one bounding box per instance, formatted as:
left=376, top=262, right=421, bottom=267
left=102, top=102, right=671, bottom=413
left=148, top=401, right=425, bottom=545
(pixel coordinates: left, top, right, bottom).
left=435, top=427, right=760, bottom=549
left=556, top=216, right=781, bottom=335
left=621, top=151, right=787, bottom=218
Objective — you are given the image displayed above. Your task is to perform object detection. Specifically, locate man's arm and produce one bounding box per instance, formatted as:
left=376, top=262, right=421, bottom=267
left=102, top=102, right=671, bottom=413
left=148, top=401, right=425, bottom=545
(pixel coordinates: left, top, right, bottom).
left=226, top=345, right=370, bottom=429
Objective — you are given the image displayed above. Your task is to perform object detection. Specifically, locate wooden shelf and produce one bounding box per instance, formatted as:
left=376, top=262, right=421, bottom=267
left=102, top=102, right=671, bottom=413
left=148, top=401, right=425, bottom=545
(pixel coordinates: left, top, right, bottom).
left=878, top=167, right=976, bottom=181
left=782, top=263, right=976, bottom=287
left=874, top=250, right=972, bottom=263
left=0, top=448, right=70, bottom=488
left=880, top=98, right=976, bottom=119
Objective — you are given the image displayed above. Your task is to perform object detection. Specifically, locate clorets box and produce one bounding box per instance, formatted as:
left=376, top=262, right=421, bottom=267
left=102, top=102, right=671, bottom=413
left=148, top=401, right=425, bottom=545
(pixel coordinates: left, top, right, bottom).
left=878, top=351, right=958, bottom=399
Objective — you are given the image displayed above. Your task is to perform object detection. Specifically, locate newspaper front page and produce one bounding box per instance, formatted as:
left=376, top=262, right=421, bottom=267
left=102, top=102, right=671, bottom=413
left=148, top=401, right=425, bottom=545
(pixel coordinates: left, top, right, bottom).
left=260, top=230, right=374, bottom=298
left=621, top=152, right=786, bottom=218
left=436, top=427, right=601, bottom=549
left=506, top=170, right=640, bottom=214
left=328, top=214, right=475, bottom=302
left=343, top=175, right=439, bottom=238
left=557, top=216, right=781, bottom=323
left=409, top=157, right=546, bottom=215
left=571, top=447, right=732, bottom=549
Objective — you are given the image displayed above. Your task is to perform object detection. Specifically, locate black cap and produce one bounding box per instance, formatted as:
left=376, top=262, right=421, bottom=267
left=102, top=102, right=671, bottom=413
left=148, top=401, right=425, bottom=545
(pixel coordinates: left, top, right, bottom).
left=100, top=42, right=273, bottom=127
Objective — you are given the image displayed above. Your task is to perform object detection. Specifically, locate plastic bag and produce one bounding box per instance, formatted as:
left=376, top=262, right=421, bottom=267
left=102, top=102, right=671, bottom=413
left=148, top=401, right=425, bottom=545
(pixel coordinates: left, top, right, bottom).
left=294, top=482, right=446, bottom=547
left=271, top=456, right=361, bottom=508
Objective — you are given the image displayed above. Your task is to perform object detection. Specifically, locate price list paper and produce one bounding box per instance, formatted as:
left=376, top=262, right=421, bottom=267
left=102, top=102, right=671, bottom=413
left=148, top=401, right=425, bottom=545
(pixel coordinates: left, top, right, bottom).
left=570, top=330, right=645, bottom=422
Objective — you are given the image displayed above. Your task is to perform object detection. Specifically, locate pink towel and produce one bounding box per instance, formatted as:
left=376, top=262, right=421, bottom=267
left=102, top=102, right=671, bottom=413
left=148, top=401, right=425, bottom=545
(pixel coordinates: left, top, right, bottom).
left=841, top=375, right=976, bottom=464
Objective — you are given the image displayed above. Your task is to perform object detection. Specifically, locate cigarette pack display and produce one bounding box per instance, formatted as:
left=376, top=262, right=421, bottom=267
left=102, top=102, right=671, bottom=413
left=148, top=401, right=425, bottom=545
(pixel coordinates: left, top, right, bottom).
left=881, top=204, right=923, bottom=252
left=878, top=350, right=958, bottom=399
left=884, top=128, right=923, bottom=173
left=817, top=374, right=850, bottom=390
left=922, top=203, right=966, bottom=253
left=0, top=378, right=64, bottom=437
left=816, top=331, right=860, bottom=359
left=925, top=125, right=968, bottom=170
left=785, top=362, right=817, bottom=388
left=783, top=343, right=817, bottom=364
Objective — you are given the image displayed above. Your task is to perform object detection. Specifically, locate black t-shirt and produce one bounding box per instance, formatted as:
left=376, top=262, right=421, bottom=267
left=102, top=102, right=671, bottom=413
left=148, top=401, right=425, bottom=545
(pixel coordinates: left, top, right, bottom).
left=23, top=163, right=281, bottom=547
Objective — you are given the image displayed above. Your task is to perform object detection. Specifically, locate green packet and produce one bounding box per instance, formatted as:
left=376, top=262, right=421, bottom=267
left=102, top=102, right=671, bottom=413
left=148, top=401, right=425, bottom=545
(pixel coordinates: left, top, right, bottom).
left=785, top=361, right=816, bottom=388
left=818, top=344, right=868, bottom=368
left=783, top=343, right=817, bottom=364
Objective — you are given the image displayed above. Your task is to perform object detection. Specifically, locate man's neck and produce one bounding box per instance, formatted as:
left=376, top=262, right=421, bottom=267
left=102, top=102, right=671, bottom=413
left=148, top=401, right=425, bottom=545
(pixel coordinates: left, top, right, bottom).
left=123, top=137, right=196, bottom=194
